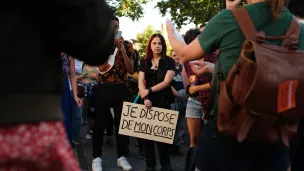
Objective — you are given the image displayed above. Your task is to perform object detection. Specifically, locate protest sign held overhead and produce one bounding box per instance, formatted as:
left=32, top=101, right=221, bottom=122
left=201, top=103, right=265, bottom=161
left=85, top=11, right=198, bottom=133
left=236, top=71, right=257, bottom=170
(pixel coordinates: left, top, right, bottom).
left=118, top=102, right=179, bottom=144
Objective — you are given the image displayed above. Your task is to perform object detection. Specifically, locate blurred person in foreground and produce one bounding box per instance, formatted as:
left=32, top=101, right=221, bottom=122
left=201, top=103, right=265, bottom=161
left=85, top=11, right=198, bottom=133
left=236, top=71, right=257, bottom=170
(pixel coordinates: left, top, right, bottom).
left=287, top=1, right=304, bottom=171
left=0, top=0, right=114, bottom=170
left=91, top=16, right=134, bottom=171
left=167, top=0, right=304, bottom=170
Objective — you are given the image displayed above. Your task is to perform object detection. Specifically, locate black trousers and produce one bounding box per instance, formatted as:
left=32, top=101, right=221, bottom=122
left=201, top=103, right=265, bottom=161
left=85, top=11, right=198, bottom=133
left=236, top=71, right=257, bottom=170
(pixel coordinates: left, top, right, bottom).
left=92, top=83, right=130, bottom=158
left=105, top=113, right=113, bottom=136
left=195, top=123, right=289, bottom=171
left=142, top=95, right=171, bottom=168
left=144, top=139, right=170, bottom=167
left=290, top=119, right=304, bottom=171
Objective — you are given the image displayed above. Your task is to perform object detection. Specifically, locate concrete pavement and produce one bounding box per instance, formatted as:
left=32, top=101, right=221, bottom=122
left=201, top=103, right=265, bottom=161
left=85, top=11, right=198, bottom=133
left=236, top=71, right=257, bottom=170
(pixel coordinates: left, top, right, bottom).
left=74, top=125, right=188, bottom=171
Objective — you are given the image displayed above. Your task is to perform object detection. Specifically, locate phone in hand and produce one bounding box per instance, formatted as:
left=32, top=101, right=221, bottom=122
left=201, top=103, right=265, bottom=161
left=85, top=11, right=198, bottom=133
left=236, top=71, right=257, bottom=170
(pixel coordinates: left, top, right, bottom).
left=116, top=31, right=122, bottom=38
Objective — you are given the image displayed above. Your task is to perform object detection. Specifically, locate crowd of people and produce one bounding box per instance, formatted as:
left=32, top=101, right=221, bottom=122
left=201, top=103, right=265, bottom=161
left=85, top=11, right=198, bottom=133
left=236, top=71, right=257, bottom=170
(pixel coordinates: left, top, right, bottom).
left=1, top=0, right=304, bottom=171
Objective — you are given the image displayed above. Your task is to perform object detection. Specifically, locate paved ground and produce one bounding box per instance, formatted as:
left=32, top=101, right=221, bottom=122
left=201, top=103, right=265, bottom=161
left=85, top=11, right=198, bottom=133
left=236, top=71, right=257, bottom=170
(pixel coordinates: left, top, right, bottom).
left=75, top=125, right=188, bottom=171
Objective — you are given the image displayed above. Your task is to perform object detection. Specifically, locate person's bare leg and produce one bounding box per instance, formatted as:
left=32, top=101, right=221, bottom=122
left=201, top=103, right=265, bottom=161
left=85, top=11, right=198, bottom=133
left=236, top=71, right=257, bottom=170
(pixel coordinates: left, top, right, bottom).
left=187, top=118, right=201, bottom=147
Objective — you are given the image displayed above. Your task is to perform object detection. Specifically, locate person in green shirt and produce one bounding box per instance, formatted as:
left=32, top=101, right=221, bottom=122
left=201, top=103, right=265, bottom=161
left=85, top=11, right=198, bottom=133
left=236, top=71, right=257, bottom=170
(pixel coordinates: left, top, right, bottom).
left=287, top=2, right=304, bottom=171
left=166, top=0, right=304, bottom=170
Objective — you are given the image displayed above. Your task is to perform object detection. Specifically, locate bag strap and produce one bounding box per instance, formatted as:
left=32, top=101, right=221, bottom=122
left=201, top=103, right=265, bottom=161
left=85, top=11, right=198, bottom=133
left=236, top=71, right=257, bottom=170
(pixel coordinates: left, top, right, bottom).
left=205, top=8, right=255, bottom=118
left=81, top=62, right=85, bottom=72
left=232, top=8, right=257, bottom=41
left=281, top=17, right=301, bottom=47
left=205, top=8, right=254, bottom=119
left=204, top=58, right=223, bottom=119
left=233, top=8, right=301, bottom=48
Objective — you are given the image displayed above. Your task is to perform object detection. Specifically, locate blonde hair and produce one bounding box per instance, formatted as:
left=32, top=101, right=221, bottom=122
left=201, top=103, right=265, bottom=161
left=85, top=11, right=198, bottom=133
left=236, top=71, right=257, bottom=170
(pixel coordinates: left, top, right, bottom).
left=266, top=0, right=288, bottom=18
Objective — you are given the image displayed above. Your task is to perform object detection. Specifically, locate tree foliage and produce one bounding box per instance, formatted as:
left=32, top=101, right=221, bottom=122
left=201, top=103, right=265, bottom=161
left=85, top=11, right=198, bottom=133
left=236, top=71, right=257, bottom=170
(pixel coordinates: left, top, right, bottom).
left=156, top=0, right=246, bottom=28
left=136, top=25, right=159, bottom=59
left=135, top=25, right=173, bottom=59
left=156, top=0, right=225, bottom=28
left=106, top=0, right=149, bottom=21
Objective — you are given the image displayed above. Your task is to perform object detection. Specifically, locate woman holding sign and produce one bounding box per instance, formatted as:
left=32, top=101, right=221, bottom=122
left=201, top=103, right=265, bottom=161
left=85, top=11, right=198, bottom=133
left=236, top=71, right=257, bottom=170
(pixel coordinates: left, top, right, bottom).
left=138, top=34, right=175, bottom=171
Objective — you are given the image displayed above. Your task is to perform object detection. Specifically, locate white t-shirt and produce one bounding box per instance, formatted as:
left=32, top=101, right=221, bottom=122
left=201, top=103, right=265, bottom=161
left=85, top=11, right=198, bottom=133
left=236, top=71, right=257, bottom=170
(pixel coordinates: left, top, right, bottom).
left=75, top=59, right=83, bottom=75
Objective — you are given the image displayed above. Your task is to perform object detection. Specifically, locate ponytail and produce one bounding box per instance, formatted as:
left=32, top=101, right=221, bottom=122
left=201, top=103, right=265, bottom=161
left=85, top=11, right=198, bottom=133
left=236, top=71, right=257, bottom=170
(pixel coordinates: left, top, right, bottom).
left=267, top=0, right=288, bottom=18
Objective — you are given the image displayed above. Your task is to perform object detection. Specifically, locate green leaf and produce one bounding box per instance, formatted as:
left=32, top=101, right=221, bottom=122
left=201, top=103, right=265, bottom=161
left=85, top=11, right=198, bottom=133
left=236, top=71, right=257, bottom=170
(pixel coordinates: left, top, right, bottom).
left=156, top=0, right=225, bottom=28
left=106, top=0, right=149, bottom=21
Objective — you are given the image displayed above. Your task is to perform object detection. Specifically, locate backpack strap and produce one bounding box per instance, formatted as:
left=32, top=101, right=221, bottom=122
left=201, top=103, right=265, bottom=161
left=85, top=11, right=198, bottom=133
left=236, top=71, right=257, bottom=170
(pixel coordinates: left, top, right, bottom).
left=205, top=8, right=256, bottom=119
left=281, top=17, right=301, bottom=48
left=232, top=8, right=257, bottom=41
left=204, top=58, right=223, bottom=119
left=82, top=62, right=85, bottom=70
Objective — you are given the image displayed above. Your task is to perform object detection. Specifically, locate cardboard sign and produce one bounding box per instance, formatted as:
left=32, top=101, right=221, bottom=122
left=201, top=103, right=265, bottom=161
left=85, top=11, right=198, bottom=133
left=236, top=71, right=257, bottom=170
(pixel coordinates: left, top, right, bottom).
left=118, top=102, right=179, bottom=144
left=277, top=80, right=299, bottom=113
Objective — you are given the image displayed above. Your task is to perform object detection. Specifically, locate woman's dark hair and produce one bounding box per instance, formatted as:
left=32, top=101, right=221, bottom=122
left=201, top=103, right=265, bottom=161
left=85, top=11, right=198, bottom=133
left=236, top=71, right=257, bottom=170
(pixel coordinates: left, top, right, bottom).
left=145, top=34, right=167, bottom=61
left=134, top=49, right=139, bottom=59
left=199, top=23, right=206, bottom=29
left=112, top=16, right=119, bottom=23
left=123, top=40, right=135, bottom=58
left=287, top=0, right=304, bottom=18
left=266, top=0, right=288, bottom=19
left=170, top=49, right=175, bottom=56
left=134, top=49, right=140, bottom=72
left=184, top=28, right=201, bottom=45
left=124, top=40, right=138, bottom=72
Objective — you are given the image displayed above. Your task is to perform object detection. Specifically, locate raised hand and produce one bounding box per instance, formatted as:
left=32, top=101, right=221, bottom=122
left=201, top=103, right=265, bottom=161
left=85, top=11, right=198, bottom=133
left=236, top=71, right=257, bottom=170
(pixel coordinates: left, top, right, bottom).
left=226, top=0, right=243, bottom=10
left=190, top=61, right=214, bottom=76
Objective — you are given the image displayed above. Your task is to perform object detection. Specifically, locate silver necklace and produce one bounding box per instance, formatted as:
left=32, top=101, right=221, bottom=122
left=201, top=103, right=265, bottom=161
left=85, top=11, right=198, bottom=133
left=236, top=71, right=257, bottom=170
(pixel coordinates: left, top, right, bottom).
left=152, top=59, right=159, bottom=70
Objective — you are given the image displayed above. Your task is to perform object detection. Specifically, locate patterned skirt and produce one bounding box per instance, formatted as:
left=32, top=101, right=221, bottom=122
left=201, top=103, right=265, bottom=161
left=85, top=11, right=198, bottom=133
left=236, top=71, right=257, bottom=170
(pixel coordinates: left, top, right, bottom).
left=0, top=121, right=80, bottom=171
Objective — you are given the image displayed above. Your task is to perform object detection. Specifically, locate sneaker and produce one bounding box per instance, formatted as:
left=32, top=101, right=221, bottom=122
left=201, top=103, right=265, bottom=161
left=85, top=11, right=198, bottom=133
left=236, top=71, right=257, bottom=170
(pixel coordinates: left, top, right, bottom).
left=90, top=129, right=93, bottom=134
left=117, top=156, right=132, bottom=170
left=85, top=133, right=91, bottom=140
left=92, top=157, right=102, bottom=171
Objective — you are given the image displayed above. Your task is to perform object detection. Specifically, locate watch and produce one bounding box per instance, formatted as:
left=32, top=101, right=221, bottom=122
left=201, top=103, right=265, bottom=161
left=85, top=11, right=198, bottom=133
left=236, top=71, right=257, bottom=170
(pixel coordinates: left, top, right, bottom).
left=148, top=87, right=153, bottom=93
left=143, top=96, right=149, bottom=101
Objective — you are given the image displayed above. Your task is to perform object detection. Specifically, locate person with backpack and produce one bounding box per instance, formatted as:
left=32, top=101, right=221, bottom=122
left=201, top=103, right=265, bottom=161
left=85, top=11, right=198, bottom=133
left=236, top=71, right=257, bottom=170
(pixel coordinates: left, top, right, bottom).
left=166, top=0, right=304, bottom=171
left=287, top=1, right=304, bottom=171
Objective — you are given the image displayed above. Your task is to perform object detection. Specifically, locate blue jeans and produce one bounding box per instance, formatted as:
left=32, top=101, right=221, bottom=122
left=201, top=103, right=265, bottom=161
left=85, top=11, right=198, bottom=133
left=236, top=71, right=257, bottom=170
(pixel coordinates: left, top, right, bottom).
left=62, top=78, right=73, bottom=145
left=171, top=89, right=186, bottom=145
left=70, top=91, right=83, bottom=142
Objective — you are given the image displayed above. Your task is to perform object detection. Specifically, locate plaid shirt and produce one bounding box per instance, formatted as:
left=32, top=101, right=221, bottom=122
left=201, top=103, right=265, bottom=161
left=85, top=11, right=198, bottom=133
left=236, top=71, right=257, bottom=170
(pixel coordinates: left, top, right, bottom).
left=184, top=52, right=218, bottom=111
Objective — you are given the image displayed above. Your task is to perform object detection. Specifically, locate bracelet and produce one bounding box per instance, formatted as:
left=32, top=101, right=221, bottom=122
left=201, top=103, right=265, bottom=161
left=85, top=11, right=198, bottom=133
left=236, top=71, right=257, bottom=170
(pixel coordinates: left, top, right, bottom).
left=148, top=87, right=153, bottom=93
left=143, top=96, right=149, bottom=101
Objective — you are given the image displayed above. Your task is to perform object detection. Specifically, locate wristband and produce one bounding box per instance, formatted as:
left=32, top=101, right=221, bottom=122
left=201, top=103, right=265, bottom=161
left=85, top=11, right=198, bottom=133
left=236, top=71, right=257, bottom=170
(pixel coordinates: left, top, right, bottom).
left=143, top=96, right=149, bottom=101
left=148, top=87, right=153, bottom=93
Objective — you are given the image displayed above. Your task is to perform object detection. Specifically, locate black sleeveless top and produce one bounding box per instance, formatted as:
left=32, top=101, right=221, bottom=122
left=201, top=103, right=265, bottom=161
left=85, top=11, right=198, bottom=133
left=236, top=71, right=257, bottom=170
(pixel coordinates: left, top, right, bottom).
left=139, top=57, right=176, bottom=109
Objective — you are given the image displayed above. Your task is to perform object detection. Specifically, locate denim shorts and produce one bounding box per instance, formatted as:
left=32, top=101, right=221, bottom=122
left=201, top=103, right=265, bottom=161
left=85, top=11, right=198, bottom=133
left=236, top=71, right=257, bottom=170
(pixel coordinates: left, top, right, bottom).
left=185, top=97, right=203, bottom=119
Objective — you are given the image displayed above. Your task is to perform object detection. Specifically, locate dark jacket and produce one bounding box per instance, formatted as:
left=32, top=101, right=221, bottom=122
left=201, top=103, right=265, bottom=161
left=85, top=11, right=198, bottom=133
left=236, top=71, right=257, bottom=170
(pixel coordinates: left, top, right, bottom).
left=0, top=0, right=114, bottom=126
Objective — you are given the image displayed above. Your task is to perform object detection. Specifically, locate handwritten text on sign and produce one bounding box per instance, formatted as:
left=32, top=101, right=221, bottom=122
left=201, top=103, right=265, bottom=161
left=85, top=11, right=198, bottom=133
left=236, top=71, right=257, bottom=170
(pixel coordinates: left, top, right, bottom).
left=118, top=102, right=179, bottom=144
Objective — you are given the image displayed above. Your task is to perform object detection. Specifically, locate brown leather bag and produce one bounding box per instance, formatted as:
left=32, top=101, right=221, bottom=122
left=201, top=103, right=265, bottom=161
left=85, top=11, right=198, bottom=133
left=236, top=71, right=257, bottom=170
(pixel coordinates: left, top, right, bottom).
left=209, top=8, right=304, bottom=146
